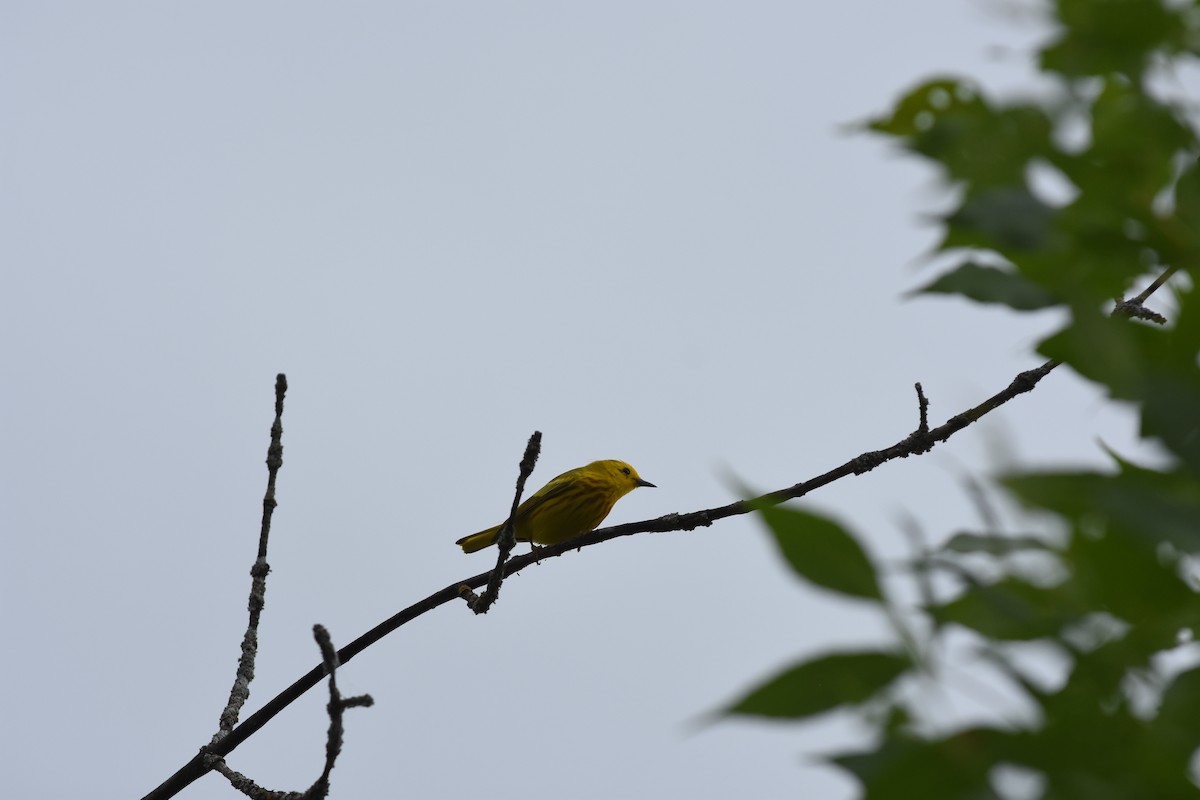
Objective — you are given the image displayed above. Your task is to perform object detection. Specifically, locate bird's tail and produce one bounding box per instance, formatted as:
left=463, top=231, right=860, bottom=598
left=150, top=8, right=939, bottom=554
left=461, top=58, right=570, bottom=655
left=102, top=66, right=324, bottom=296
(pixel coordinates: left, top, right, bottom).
left=455, top=525, right=500, bottom=553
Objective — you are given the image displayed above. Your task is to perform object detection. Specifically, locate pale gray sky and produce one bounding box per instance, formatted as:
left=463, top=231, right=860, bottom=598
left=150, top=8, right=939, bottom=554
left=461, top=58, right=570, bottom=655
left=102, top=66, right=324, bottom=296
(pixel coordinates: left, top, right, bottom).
left=2, top=3, right=1158, bottom=798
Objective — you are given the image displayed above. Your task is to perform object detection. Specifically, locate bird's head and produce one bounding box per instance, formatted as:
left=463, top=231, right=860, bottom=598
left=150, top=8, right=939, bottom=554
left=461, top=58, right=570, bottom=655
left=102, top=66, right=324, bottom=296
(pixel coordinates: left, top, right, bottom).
left=595, top=459, right=656, bottom=493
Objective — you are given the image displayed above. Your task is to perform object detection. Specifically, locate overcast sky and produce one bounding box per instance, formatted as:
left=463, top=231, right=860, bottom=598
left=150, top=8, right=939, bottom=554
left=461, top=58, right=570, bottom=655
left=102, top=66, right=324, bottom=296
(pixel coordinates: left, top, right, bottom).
left=2, top=3, right=1173, bottom=798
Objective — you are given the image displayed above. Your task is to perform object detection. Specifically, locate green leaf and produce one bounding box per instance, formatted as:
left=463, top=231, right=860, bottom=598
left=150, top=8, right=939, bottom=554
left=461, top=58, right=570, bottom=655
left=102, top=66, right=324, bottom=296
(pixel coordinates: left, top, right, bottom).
left=1140, top=371, right=1200, bottom=475
left=1047, top=83, right=1190, bottom=291
left=1084, top=79, right=1189, bottom=200
left=868, top=79, right=1051, bottom=187
left=929, top=578, right=1079, bottom=641
left=1063, top=529, right=1200, bottom=656
left=1037, top=307, right=1144, bottom=399
left=911, top=262, right=1060, bottom=311
left=940, top=531, right=1053, bottom=556
left=756, top=504, right=884, bottom=601
left=829, top=729, right=1015, bottom=799
left=1149, top=666, right=1200, bottom=764
left=725, top=650, right=909, bottom=721
left=1005, top=468, right=1200, bottom=551
left=1016, top=642, right=1163, bottom=797
left=1160, top=161, right=1200, bottom=263
left=867, top=77, right=971, bottom=138
left=1040, top=0, right=1189, bottom=79
left=1172, top=159, right=1200, bottom=238
left=1038, top=295, right=1200, bottom=471
left=1042, top=196, right=1154, bottom=299
left=941, top=186, right=1055, bottom=254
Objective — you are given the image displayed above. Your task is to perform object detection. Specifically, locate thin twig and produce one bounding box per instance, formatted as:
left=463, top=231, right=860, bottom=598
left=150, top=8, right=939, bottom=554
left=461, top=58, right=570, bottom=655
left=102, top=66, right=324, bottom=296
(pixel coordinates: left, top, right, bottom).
left=214, top=374, right=288, bottom=740
left=466, top=431, right=542, bottom=614
left=915, top=382, right=930, bottom=435
left=1114, top=264, right=1179, bottom=325
left=1129, top=264, right=1180, bottom=306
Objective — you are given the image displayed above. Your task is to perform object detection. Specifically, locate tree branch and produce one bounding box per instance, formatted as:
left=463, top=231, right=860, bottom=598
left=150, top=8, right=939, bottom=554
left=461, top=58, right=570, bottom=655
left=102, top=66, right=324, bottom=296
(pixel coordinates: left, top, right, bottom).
left=461, top=431, right=542, bottom=614
left=140, top=357, right=1056, bottom=800
left=214, top=374, right=288, bottom=740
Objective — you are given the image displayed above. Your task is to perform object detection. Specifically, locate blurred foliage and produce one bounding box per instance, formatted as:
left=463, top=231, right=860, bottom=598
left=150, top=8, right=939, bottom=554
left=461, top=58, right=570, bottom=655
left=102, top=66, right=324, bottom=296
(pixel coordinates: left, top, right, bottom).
left=724, top=1, right=1200, bottom=796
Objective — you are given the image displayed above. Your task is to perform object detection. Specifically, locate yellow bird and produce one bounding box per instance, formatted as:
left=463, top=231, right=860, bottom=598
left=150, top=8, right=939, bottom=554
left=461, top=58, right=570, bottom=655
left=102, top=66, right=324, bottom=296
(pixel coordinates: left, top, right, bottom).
left=456, top=459, right=655, bottom=553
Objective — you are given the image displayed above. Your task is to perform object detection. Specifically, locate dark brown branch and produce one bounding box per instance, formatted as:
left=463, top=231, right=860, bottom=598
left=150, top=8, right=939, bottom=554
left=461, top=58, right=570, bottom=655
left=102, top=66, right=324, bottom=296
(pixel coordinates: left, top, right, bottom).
left=465, top=431, right=542, bottom=614
left=1129, top=264, right=1180, bottom=306
left=914, top=382, right=930, bottom=436
left=141, top=357, right=1060, bottom=800
left=214, top=374, right=288, bottom=739
left=1115, top=299, right=1169, bottom=324
left=203, top=625, right=373, bottom=799
left=1114, top=264, right=1179, bottom=325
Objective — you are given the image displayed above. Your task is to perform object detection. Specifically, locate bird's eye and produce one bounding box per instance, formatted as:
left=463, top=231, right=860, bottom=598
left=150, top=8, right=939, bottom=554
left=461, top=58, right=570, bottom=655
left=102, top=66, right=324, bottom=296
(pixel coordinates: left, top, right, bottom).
left=622, top=467, right=631, bottom=475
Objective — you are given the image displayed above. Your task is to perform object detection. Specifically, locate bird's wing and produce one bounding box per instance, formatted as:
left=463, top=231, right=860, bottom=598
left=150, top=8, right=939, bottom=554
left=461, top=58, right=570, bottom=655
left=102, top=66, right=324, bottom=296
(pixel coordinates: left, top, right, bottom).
left=513, top=472, right=578, bottom=523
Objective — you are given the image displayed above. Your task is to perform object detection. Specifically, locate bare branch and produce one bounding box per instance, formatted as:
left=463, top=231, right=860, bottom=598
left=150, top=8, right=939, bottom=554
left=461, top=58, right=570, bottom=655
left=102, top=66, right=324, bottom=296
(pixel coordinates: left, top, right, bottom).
left=463, top=431, right=542, bottom=614
left=914, top=382, right=930, bottom=436
left=141, top=356, right=1059, bottom=799
left=1114, top=264, right=1180, bottom=325
left=1129, top=264, right=1180, bottom=307
left=214, top=374, right=288, bottom=741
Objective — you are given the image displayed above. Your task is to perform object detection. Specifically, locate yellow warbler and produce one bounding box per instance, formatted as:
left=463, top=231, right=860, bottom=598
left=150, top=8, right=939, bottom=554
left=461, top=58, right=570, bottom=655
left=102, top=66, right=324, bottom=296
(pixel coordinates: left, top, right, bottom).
left=456, top=459, right=655, bottom=553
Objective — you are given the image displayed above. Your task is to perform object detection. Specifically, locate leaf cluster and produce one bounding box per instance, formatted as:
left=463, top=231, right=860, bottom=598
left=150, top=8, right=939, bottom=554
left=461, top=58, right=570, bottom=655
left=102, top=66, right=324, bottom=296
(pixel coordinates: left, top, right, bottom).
left=724, top=2, right=1200, bottom=796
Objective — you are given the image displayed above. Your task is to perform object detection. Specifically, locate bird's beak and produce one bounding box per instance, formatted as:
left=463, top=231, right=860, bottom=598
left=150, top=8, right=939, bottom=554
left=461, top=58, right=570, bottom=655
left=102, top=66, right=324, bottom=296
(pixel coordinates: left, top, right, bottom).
left=636, top=478, right=656, bottom=488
